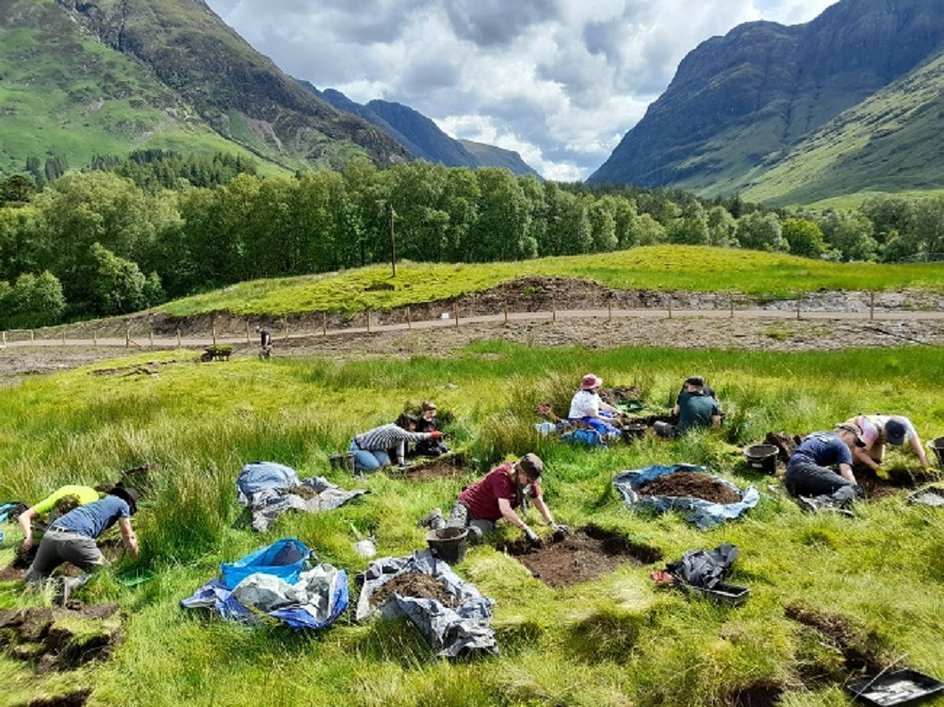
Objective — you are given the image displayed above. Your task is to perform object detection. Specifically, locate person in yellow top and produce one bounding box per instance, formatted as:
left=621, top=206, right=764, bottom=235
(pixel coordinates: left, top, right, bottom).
left=17, top=485, right=100, bottom=554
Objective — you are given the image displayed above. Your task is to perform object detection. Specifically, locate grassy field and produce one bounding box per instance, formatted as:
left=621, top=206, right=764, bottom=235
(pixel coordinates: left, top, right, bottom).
left=157, top=245, right=944, bottom=318
left=1, top=342, right=943, bottom=705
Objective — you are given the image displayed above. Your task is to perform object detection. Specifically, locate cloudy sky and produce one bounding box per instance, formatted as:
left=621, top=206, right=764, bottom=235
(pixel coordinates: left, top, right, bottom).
left=205, top=0, right=837, bottom=181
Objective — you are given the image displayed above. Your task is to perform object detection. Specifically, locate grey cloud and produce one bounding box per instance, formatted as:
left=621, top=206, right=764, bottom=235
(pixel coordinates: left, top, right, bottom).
left=443, top=0, right=560, bottom=47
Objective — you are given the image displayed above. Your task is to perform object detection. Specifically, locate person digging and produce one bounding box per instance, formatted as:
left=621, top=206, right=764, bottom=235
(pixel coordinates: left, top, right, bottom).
left=784, top=423, right=866, bottom=514
left=421, top=453, right=567, bottom=545
left=16, top=485, right=100, bottom=565
left=25, top=486, right=140, bottom=603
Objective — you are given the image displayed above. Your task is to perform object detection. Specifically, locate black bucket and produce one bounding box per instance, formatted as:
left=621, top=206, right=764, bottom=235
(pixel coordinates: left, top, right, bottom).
left=426, top=527, right=468, bottom=564
left=744, top=444, right=778, bottom=474
left=930, top=437, right=944, bottom=469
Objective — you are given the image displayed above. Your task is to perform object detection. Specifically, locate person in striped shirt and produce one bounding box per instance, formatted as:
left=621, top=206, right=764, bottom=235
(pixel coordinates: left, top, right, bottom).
left=350, top=413, right=443, bottom=472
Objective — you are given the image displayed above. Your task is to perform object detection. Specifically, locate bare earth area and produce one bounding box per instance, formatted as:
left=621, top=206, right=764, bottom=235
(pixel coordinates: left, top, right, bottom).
left=1, top=280, right=943, bottom=378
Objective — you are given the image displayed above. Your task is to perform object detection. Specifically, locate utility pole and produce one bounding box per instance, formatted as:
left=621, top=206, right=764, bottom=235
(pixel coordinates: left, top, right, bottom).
left=388, top=201, right=397, bottom=278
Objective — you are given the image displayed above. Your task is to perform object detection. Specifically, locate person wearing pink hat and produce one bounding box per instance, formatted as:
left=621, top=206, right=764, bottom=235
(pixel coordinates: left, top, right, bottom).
left=568, top=374, right=621, bottom=439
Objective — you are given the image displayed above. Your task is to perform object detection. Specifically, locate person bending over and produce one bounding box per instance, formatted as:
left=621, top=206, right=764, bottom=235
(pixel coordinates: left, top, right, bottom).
left=785, top=423, right=865, bottom=507
left=423, top=453, right=567, bottom=544
left=350, top=413, right=442, bottom=472
left=25, top=487, right=140, bottom=584
left=846, top=414, right=931, bottom=472
left=17, top=485, right=100, bottom=556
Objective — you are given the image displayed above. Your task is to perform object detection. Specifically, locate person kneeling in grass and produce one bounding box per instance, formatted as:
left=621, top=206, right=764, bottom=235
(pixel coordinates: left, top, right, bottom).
left=845, top=414, right=931, bottom=472
left=350, top=413, right=443, bottom=472
left=422, top=453, right=567, bottom=544
left=25, top=487, right=140, bottom=586
left=17, top=485, right=101, bottom=557
left=784, top=423, right=866, bottom=510
left=654, top=375, right=722, bottom=438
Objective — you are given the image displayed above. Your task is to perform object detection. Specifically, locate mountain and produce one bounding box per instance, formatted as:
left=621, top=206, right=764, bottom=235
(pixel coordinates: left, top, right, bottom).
left=588, top=0, right=944, bottom=204
left=0, top=0, right=408, bottom=177
left=458, top=140, right=540, bottom=178
left=310, top=85, right=541, bottom=177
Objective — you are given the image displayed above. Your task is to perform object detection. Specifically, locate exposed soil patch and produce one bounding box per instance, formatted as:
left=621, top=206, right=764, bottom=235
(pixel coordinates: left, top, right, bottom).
left=370, top=572, right=459, bottom=609
left=497, top=525, right=662, bottom=588
left=0, top=564, right=27, bottom=581
left=26, top=688, right=92, bottom=707
left=389, top=452, right=470, bottom=481
left=856, top=467, right=928, bottom=500
left=0, top=604, right=122, bottom=674
left=785, top=604, right=885, bottom=676
left=725, top=679, right=785, bottom=707
left=639, top=471, right=741, bottom=504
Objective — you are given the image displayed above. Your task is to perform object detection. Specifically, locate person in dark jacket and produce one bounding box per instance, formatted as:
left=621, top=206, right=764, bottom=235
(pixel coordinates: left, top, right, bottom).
left=350, top=414, right=442, bottom=472
left=654, top=376, right=722, bottom=438
left=785, top=423, right=865, bottom=506
left=413, top=401, right=449, bottom=457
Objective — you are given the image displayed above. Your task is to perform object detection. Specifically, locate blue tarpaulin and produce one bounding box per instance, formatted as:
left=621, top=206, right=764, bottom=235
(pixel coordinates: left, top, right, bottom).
left=181, top=538, right=348, bottom=630
left=613, top=464, right=759, bottom=530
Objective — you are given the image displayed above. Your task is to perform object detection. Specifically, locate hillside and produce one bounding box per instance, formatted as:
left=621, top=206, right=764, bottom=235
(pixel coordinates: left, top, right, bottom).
left=312, top=85, right=541, bottom=177
left=588, top=0, right=944, bottom=204
left=0, top=0, right=409, bottom=176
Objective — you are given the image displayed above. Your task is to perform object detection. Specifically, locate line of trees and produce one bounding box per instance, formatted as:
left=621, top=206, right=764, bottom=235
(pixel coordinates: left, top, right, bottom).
left=1, top=156, right=943, bottom=328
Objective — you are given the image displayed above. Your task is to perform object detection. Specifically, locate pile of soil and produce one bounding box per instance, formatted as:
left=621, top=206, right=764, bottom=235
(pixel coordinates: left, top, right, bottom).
left=0, top=604, right=123, bottom=674
left=288, top=485, right=321, bottom=500
left=639, top=472, right=741, bottom=504
left=785, top=604, right=885, bottom=676
left=764, top=431, right=801, bottom=463
left=369, top=572, right=459, bottom=609
left=599, top=386, right=643, bottom=404
left=498, top=525, right=662, bottom=588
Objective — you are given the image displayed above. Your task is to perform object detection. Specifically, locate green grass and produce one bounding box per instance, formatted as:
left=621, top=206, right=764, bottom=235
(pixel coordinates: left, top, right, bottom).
left=1, top=342, right=943, bottom=705
left=156, top=245, right=944, bottom=317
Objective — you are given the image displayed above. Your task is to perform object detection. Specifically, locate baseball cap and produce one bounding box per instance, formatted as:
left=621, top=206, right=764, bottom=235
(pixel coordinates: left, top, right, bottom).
left=884, top=419, right=908, bottom=446
left=517, top=453, right=544, bottom=479
left=835, top=422, right=867, bottom=448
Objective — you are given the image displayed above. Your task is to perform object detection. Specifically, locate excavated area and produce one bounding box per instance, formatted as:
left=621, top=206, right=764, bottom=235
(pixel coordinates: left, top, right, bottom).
left=497, top=525, right=662, bottom=588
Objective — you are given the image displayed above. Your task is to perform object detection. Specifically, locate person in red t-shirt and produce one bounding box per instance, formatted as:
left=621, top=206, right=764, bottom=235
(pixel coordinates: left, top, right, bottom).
left=422, top=453, right=567, bottom=544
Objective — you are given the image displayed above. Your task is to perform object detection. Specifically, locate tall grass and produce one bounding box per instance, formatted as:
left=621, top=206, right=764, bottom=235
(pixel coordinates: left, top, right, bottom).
left=1, top=343, right=943, bottom=705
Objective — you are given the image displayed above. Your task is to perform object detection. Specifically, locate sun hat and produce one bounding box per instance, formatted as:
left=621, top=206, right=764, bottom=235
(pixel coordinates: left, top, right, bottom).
left=517, top=453, right=544, bottom=479
left=580, top=374, right=603, bottom=390
left=884, top=419, right=908, bottom=446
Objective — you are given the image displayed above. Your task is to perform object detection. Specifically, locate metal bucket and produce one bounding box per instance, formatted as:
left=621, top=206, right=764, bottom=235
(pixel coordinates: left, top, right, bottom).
left=930, top=437, right=944, bottom=469
left=426, top=527, right=468, bottom=564
left=744, top=444, right=778, bottom=474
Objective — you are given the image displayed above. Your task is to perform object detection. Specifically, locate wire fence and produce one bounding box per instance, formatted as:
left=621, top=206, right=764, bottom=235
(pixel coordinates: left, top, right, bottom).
left=3, top=289, right=944, bottom=351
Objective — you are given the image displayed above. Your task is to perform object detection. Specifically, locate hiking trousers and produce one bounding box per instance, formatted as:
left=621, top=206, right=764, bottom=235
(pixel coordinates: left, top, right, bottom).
left=25, top=528, right=103, bottom=583
left=445, top=501, right=495, bottom=543
left=784, top=461, right=856, bottom=498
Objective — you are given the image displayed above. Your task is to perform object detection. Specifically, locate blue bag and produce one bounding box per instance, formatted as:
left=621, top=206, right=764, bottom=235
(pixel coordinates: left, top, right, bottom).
left=220, top=538, right=310, bottom=589
left=562, top=428, right=605, bottom=446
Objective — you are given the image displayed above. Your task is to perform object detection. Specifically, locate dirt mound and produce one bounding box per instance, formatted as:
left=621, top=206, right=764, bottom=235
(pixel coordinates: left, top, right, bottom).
left=0, top=564, right=27, bottom=581
left=26, top=688, right=92, bottom=707
left=639, top=472, right=741, bottom=504
left=0, top=604, right=122, bottom=674
left=498, top=525, right=662, bottom=588
left=370, top=573, right=459, bottom=608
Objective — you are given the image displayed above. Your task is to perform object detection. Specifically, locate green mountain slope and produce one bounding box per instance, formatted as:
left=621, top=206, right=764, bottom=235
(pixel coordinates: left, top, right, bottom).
left=459, top=139, right=541, bottom=178
left=588, top=0, right=944, bottom=204
left=743, top=52, right=944, bottom=205
left=0, top=0, right=409, bottom=176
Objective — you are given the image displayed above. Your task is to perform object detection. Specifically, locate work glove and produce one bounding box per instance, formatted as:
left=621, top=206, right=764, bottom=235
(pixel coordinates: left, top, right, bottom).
left=523, top=527, right=541, bottom=545
left=428, top=430, right=443, bottom=440
left=551, top=523, right=570, bottom=535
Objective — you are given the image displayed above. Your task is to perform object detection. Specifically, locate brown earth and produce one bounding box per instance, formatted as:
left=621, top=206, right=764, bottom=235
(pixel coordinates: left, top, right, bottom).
left=726, top=679, right=785, bottom=707
left=3, top=280, right=944, bottom=379
left=498, top=525, right=662, bottom=588
left=785, top=604, right=886, bottom=677
left=369, top=572, right=459, bottom=609
left=856, top=467, right=926, bottom=500
left=639, top=471, right=742, bottom=504
left=389, top=452, right=471, bottom=481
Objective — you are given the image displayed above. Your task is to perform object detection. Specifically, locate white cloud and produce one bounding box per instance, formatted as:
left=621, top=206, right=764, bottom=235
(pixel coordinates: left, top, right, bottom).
left=206, top=0, right=839, bottom=180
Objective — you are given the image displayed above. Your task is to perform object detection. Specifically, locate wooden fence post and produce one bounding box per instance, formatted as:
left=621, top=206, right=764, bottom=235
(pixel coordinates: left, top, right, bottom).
left=503, top=302, right=509, bottom=324
left=92, top=330, right=97, bottom=346
left=453, top=303, right=459, bottom=328
left=245, top=321, right=250, bottom=343
left=149, top=330, right=154, bottom=348
left=176, top=328, right=181, bottom=348
left=61, top=331, right=65, bottom=345
left=796, top=297, right=801, bottom=320
left=869, top=291, right=875, bottom=321
left=667, top=297, right=672, bottom=319
left=607, top=300, right=612, bottom=322
left=407, top=306, right=412, bottom=330
left=30, top=330, right=34, bottom=342
left=2, top=331, right=6, bottom=348
left=366, top=312, right=371, bottom=334
left=125, top=325, right=130, bottom=348
left=729, top=295, right=735, bottom=318
left=322, top=312, right=327, bottom=336
left=552, top=299, right=557, bottom=322
left=212, top=317, right=218, bottom=346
